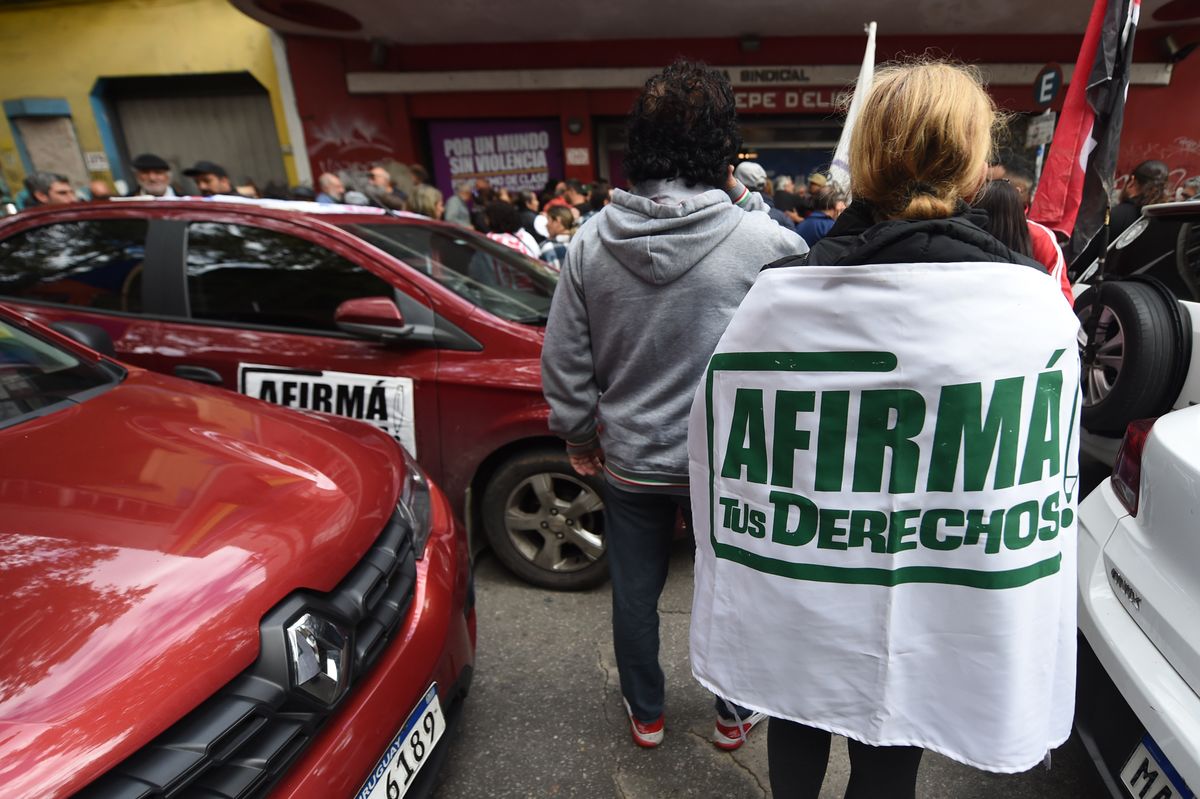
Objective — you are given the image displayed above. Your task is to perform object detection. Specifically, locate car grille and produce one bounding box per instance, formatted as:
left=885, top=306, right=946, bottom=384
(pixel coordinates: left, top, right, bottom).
left=77, top=506, right=417, bottom=799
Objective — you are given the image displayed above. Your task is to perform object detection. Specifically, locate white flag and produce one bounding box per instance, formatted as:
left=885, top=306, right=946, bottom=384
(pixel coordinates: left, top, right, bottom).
left=688, top=261, right=1081, bottom=772
left=829, top=22, right=877, bottom=196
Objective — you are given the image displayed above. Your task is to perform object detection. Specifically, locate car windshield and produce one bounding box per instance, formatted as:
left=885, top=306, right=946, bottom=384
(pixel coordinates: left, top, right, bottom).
left=343, top=223, right=559, bottom=324
left=0, top=316, right=121, bottom=429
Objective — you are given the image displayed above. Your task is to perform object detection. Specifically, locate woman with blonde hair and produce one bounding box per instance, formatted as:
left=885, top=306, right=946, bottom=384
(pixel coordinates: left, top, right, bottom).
left=687, top=61, right=1078, bottom=799
left=406, top=184, right=444, bottom=220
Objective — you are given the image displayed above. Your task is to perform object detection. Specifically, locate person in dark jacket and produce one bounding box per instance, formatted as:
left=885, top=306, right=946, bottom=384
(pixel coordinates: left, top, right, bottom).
left=757, top=61, right=1052, bottom=799
left=517, top=190, right=546, bottom=243
left=795, top=186, right=846, bottom=246
left=1073, top=159, right=1170, bottom=269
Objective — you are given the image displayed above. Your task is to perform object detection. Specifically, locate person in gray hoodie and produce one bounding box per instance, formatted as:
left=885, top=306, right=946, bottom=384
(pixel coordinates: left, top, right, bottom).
left=540, top=59, right=806, bottom=750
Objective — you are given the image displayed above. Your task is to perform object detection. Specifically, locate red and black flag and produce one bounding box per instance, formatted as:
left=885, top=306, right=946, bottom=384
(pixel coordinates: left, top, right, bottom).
left=1030, top=0, right=1141, bottom=262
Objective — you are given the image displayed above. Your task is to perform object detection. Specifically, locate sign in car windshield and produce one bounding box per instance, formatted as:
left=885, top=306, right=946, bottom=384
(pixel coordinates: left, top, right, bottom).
left=430, top=119, right=563, bottom=195
left=239, top=364, right=417, bottom=456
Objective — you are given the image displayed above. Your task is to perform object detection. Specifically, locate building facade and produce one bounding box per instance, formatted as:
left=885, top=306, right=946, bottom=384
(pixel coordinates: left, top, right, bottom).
left=0, top=0, right=307, bottom=198
left=278, top=29, right=1200, bottom=198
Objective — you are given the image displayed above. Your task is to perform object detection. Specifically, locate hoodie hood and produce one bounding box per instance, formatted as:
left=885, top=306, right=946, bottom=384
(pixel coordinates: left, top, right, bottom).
left=596, top=182, right=742, bottom=285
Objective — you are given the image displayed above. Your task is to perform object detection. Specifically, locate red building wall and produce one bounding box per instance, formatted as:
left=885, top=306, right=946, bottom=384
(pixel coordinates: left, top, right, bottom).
left=286, top=31, right=1199, bottom=192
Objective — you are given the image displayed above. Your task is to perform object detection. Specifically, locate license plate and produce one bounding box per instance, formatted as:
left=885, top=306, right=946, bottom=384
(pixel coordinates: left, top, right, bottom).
left=356, top=684, right=445, bottom=799
left=1120, top=735, right=1194, bottom=799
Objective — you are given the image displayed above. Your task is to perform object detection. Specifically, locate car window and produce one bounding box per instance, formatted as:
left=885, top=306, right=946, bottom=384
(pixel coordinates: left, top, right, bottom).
left=0, top=316, right=121, bottom=429
left=344, top=223, right=557, bottom=324
left=0, top=219, right=147, bottom=312
left=185, top=222, right=396, bottom=332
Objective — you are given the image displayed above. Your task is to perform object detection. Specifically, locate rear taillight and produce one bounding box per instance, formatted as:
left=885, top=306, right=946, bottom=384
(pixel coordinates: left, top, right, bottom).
left=1111, top=418, right=1157, bottom=516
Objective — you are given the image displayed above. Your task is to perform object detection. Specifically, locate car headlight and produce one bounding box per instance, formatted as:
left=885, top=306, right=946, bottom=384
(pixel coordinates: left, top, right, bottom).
left=1114, top=216, right=1149, bottom=249
left=397, top=446, right=433, bottom=558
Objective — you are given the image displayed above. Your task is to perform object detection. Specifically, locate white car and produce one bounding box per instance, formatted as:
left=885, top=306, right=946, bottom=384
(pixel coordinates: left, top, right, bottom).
left=1076, top=404, right=1200, bottom=799
left=1073, top=201, right=1200, bottom=465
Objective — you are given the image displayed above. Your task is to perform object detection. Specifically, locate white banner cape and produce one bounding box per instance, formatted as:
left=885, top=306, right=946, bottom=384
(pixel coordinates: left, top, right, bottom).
left=688, top=262, right=1081, bottom=772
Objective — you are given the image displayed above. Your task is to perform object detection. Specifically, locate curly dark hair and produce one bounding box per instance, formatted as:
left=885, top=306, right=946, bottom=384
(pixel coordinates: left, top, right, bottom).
left=484, top=200, right=522, bottom=234
left=623, top=60, right=742, bottom=188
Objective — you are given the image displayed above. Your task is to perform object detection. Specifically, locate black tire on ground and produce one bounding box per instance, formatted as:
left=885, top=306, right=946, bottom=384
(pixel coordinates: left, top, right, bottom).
left=1075, top=281, right=1182, bottom=435
left=481, top=448, right=609, bottom=591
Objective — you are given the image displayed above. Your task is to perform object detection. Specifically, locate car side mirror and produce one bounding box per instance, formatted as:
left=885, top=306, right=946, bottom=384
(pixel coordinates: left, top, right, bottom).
left=335, top=297, right=414, bottom=341
left=49, top=320, right=117, bottom=357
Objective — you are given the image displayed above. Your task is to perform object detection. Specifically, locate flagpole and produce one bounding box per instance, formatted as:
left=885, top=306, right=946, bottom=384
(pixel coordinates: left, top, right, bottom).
left=1083, top=203, right=1113, bottom=354
left=829, top=21, right=876, bottom=197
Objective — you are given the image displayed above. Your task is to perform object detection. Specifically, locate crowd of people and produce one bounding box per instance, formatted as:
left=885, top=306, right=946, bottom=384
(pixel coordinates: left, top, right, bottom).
left=5, top=152, right=621, bottom=268
left=8, top=136, right=1194, bottom=281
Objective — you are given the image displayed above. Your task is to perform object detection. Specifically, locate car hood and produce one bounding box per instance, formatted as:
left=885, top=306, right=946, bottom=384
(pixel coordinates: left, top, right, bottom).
left=0, top=369, right=403, bottom=798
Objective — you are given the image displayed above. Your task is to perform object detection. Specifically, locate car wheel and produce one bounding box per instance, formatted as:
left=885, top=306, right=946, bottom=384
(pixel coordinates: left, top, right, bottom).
left=1076, top=281, right=1182, bottom=435
left=481, top=449, right=609, bottom=591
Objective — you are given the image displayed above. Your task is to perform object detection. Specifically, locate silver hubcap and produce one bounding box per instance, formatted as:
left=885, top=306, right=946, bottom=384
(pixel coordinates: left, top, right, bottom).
left=503, top=473, right=605, bottom=573
left=1078, top=304, right=1124, bottom=407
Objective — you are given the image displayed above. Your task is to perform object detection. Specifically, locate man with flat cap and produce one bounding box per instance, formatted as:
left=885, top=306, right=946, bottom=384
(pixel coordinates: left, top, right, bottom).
left=735, top=161, right=794, bottom=231
left=183, top=160, right=236, bottom=196
left=128, top=153, right=176, bottom=197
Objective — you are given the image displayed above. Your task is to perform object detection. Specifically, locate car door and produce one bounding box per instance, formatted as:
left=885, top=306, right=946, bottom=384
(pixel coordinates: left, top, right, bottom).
left=151, top=215, right=442, bottom=473
left=0, top=214, right=166, bottom=364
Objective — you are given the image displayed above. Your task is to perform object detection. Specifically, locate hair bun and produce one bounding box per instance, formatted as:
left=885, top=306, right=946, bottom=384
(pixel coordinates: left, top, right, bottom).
left=900, top=193, right=957, bottom=220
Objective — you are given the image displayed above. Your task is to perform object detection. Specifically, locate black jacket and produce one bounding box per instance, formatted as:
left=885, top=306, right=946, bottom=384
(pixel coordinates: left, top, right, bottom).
left=766, top=199, right=1045, bottom=272
left=762, top=193, right=797, bottom=232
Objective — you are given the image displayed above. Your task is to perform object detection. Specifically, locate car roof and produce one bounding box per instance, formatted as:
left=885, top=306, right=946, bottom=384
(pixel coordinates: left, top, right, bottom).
left=1143, top=200, right=1200, bottom=220
left=6, top=195, right=439, bottom=227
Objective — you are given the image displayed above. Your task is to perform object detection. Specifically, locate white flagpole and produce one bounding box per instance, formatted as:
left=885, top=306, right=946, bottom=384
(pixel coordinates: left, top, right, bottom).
left=829, top=21, right=877, bottom=198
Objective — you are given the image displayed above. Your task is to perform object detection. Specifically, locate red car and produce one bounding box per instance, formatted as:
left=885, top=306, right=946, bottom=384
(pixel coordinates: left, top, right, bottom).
left=0, top=305, right=475, bottom=798
left=0, top=198, right=606, bottom=590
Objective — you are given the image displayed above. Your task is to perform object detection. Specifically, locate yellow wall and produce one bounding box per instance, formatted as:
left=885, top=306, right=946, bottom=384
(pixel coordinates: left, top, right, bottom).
left=0, top=0, right=296, bottom=192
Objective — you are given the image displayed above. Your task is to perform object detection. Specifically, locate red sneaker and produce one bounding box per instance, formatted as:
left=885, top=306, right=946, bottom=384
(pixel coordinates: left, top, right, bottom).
left=712, top=711, right=767, bottom=750
left=623, top=698, right=664, bottom=747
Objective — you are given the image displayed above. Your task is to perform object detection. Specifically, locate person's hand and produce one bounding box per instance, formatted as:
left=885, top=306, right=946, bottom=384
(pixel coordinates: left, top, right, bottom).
left=569, top=448, right=604, bottom=476
left=724, top=164, right=737, bottom=192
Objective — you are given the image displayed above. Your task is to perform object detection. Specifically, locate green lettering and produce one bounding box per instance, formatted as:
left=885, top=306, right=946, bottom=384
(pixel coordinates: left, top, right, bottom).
left=815, top=391, right=850, bottom=492
left=964, top=508, right=1005, bottom=554
left=816, top=508, right=850, bottom=550
left=771, top=390, right=815, bottom=488
left=927, top=377, right=1024, bottom=492
left=748, top=509, right=767, bottom=539
left=718, top=497, right=740, bottom=531
left=887, top=509, right=920, bottom=553
left=1039, top=493, right=1061, bottom=541
left=1020, top=370, right=1063, bottom=484
left=769, top=490, right=818, bottom=546
left=1004, top=500, right=1040, bottom=550
left=721, top=388, right=768, bottom=483
left=853, top=390, right=925, bottom=494
left=848, top=510, right=888, bottom=553
left=919, top=509, right=965, bottom=551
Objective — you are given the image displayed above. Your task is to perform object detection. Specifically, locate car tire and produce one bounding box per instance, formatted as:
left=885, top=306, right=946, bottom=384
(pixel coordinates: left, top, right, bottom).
left=1076, top=280, right=1183, bottom=435
left=481, top=449, right=609, bottom=591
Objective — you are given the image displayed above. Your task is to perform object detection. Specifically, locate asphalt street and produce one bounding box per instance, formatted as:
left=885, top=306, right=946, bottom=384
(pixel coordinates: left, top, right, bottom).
left=431, top=533, right=1108, bottom=799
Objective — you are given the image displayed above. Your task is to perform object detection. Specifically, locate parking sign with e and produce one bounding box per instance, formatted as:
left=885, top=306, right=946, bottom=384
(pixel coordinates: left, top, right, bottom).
left=1034, top=64, right=1063, bottom=108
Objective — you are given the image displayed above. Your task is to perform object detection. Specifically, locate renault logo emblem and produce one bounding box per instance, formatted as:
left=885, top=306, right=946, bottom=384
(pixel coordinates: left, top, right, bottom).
left=286, top=612, right=352, bottom=705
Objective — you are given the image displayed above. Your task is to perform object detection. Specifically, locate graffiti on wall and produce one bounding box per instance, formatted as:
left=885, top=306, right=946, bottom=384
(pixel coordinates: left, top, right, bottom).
left=1116, top=136, right=1200, bottom=199
left=308, top=116, right=396, bottom=176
